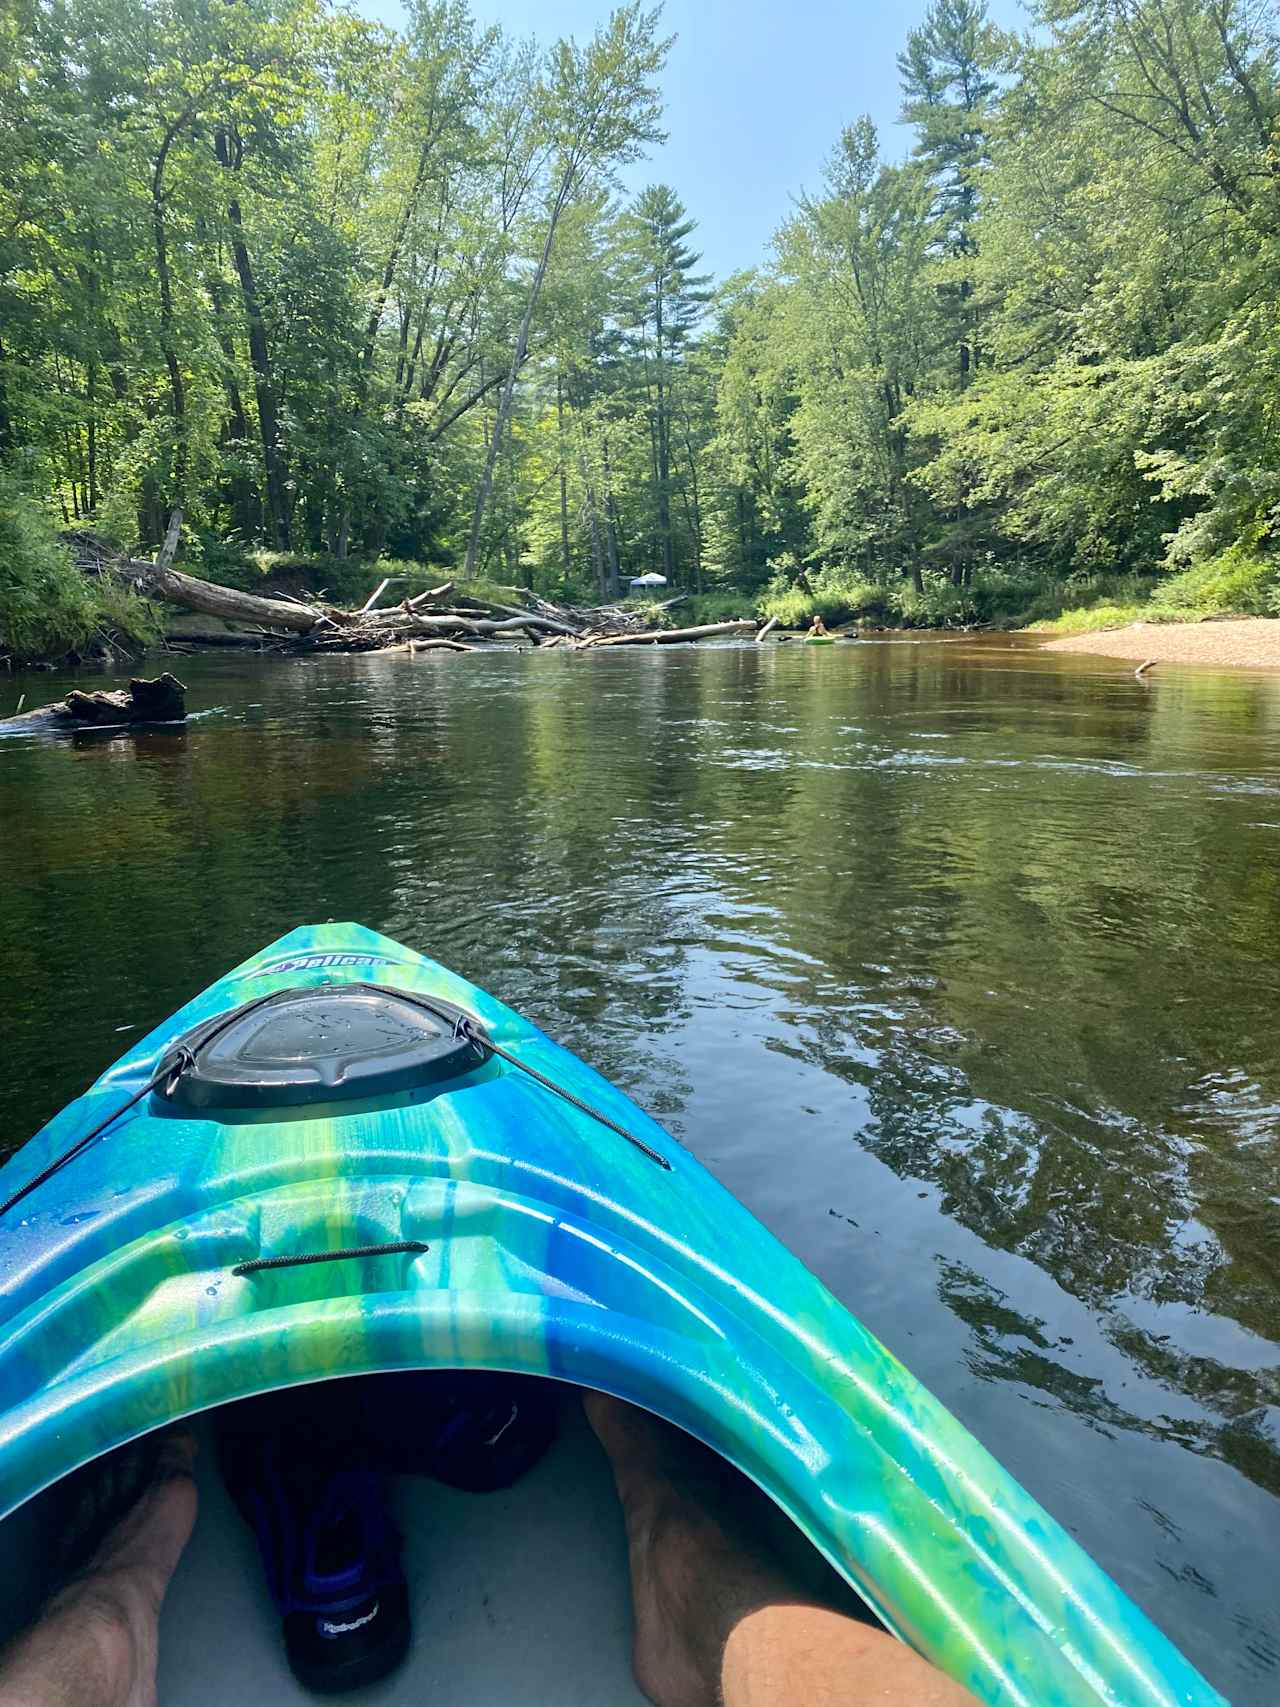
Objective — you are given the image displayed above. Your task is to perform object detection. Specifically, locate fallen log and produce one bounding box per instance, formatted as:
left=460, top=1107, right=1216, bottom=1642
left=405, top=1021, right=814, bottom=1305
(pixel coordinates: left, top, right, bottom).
left=358, top=576, right=395, bottom=615
left=409, top=637, right=475, bottom=653
left=2, top=673, right=187, bottom=730
left=127, top=557, right=329, bottom=634
left=376, top=612, right=573, bottom=638
left=441, top=593, right=584, bottom=635
left=579, top=620, right=756, bottom=649
left=113, top=511, right=728, bottom=655
left=465, top=599, right=583, bottom=636
left=114, top=506, right=329, bottom=634
left=404, top=581, right=455, bottom=612
left=755, top=615, right=779, bottom=644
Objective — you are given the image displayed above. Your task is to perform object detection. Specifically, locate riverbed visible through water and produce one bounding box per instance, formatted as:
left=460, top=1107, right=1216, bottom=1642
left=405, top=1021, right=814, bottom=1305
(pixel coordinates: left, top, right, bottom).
left=2, top=633, right=1278, bottom=1700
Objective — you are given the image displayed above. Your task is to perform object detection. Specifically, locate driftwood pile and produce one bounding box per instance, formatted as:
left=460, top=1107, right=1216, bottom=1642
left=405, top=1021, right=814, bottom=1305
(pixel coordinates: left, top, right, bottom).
left=77, top=512, right=760, bottom=656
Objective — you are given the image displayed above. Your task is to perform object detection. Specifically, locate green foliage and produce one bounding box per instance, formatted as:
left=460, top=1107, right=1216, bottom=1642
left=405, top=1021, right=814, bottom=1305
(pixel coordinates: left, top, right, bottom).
left=1028, top=601, right=1153, bottom=636
left=760, top=569, right=886, bottom=628
left=892, top=579, right=983, bottom=628
left=1149, top=548, right=1280, bottom=618
left=242, top=554, right=448, bottom=606
left=190, top=549, right=518, bottom=610
left=4, top=0, right=1280, bottom=646
left=1016, top=574, right=1149, bottom=631
left=1025, top=554, right=1279, bottom=633
left=0, top=485, right=157, bottom=661
left=676, top=592, right=757, bottom=624
left=716, top=0, right=1280, bottom=630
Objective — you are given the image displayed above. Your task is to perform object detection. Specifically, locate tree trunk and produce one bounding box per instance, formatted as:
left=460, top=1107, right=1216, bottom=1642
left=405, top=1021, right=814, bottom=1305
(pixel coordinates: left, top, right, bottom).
left=0, top=335, right=12, bottom=453
left=654, top=292, right=675, bottom=584
left=588, top=491, right=606, bottom=599
left=557, top=373, right=571, bottom=576
left=216, top=131, right=291, bottom=548
left=464, top=162, right=577, bottom=578
left=328, top=126, right=441, bottom=556
left=155, top=272, right=186, bottom=496
left=151, top=137, right=187, bottom=501
left=601, top=430, right=621, bottom=597
left=206, top=268, right=258, bottom=538
left=85, top=364, right=98, bottom=513
left=681, top=426, right=703, bottom=594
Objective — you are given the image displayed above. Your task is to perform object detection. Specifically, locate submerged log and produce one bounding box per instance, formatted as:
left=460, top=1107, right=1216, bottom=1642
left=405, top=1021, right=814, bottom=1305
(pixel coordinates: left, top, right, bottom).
left=164, top=630, right=269, bottom=649
left=3, top=673, right=187, bottom=731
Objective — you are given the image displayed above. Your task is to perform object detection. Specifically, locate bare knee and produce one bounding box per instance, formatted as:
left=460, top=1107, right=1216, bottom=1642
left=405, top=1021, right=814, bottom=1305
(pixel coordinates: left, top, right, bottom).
left=721, top=1604, right=978, bottom=1707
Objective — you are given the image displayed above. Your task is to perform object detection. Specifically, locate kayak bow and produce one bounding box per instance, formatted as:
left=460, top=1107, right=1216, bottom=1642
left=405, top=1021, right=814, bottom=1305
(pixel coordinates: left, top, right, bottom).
left=0, top=925, right=1223, bottom=1706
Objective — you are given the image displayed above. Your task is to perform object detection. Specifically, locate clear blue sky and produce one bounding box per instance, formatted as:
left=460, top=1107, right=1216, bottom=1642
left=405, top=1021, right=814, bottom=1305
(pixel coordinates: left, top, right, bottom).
left=356, top=0, right=1029, bottom=281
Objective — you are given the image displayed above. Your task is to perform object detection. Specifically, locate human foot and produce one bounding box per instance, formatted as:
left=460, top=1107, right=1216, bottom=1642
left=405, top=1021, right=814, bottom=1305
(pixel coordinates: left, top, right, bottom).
left=75, top=1430, right=199, bottom=1616
left=0, top=1431, right=197, bottom=1707
left=584, top=1391, right=801, bottom=1707
left=585, top=1392, right=980, bottom=1707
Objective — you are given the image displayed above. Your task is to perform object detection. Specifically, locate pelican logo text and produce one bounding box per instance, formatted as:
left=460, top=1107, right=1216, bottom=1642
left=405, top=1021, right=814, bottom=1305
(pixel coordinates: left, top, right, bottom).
left=241, top=952, right=405, bottom=980
left=319, top=1603, right=380, bottom=1639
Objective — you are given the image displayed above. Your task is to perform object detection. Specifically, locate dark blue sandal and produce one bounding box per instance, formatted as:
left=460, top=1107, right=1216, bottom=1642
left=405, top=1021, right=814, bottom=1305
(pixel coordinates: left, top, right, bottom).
left=364, top=1371, right=558, bottom=1491
left=218, top=1408, right=410, bottom=1695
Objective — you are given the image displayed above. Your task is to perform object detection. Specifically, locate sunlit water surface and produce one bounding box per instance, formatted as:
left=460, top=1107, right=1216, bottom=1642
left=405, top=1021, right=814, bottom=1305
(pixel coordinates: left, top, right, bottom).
left=2, top=634, right=1278, bottom=1699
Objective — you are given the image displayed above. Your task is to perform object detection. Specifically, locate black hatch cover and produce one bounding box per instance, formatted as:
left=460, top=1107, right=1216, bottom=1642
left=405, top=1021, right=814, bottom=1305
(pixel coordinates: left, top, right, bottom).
left=157, top=983, right=482, bottom=1110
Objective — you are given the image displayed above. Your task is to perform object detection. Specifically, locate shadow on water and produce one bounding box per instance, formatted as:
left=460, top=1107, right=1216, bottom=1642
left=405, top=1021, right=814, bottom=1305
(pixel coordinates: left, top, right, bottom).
left=1, top=634, right=1278, bottom=1698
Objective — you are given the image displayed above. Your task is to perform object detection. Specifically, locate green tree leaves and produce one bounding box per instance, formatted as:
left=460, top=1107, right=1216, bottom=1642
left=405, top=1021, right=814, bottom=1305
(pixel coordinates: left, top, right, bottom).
left=3, top=0, right=1278, bottom=620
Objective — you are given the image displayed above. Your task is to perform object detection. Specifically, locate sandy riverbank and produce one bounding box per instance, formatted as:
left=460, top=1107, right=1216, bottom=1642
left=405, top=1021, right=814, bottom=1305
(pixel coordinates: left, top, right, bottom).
left=1037, top=617, right=1280, bottom=670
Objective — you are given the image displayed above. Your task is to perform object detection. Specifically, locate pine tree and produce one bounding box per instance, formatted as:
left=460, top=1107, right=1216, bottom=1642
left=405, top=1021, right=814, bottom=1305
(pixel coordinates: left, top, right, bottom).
left=898, top=0, right=1005, bottom=383
left=625, top=185, right=711, bottom=583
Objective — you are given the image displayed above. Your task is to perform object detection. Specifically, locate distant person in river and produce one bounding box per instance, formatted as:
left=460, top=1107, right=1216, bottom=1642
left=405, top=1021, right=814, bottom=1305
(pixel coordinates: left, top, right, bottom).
left=0, top=1391, right=977, bottom=1707
left=809, top=613, right=828, bottom=636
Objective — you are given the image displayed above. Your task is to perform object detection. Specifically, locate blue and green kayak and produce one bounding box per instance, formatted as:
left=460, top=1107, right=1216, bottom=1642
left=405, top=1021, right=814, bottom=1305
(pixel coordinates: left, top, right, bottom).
left=0, top=924, right=1222, bottom=1705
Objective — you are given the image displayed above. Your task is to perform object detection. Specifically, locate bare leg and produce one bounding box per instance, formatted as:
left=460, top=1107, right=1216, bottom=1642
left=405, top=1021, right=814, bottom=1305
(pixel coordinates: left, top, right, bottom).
left=0, top=1433, right=197, bottom=1707
left=585, top=1392, right=976, bottom=1707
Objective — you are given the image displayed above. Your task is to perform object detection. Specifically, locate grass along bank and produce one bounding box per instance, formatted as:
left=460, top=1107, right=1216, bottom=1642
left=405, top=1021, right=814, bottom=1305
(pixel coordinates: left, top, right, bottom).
left=0, top=487, right=159, bottom=666
left=735, top=549, right=1280, bottom=636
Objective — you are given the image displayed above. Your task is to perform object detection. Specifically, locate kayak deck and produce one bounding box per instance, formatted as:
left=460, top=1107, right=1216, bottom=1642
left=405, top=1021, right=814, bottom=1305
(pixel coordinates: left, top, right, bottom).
left=0, top=924, right=1227, bottom=1706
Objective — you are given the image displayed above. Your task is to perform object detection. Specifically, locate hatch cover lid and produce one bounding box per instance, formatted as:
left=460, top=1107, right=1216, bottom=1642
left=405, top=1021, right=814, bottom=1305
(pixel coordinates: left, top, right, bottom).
left=158, top=983, right=480, bottom=1109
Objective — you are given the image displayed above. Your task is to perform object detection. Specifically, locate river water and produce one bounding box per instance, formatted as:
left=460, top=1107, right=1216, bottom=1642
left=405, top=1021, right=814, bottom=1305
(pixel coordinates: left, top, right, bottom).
left=2, top=634, right=1278, bottom=1699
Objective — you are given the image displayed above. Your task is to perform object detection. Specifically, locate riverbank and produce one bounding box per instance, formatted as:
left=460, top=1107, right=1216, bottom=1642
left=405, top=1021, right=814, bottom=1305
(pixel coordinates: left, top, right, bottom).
left=1038, top=617, right=1280, bottom=670
left=6, top=510, right=1279, bottom=669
